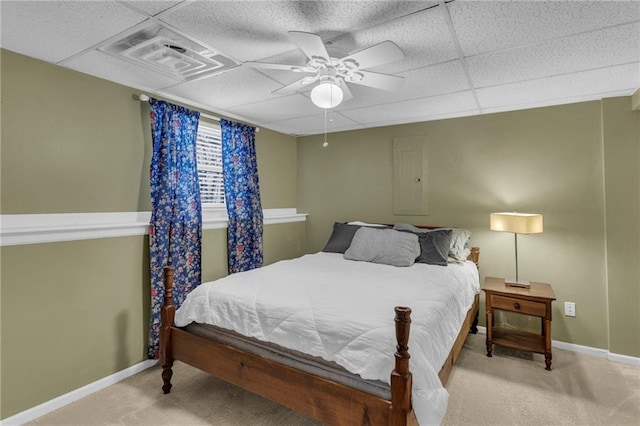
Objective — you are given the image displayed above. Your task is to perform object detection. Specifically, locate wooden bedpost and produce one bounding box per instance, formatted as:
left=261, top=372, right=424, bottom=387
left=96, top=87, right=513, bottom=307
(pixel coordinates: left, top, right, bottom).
left=470, top=246, right=480, bottom=268
left=469, top=247, right=480, bottom=333
left=389, top=306, right=417, bottom=426
left=160, top=266, right=175, bottom=394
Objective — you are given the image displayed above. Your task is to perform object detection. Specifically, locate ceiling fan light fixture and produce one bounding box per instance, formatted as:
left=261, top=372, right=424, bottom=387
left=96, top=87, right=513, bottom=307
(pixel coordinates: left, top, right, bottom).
left=310, top=81, right=343, bottom=109
left=340, top=59, right=358, bottom=71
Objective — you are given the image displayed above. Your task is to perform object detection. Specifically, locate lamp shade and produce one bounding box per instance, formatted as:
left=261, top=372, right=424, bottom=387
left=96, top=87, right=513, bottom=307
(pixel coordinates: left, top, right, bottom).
left=310, top=81, right=343, bottom=109
left=490, top=212, right=543, bottom=234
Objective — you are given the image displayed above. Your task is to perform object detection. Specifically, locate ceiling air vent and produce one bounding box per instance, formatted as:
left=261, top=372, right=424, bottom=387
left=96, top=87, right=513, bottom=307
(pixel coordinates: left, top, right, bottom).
left=100, top=23, right=238, bottom=81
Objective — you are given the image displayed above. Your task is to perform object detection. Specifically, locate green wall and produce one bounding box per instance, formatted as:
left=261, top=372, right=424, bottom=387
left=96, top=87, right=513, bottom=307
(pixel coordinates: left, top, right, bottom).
left=0, top=50, right=303, bottom=419
left=298, top=98, right=639, bottom=357
left=602, top=97, right=640, bottom=357
left=1, top=50, right=151, bottom=214
left=1, top=237, right=150, bottom=417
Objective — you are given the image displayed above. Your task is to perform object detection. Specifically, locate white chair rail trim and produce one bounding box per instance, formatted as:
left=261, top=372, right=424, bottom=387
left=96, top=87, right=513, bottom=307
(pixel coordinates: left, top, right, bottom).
left=0, top=209, right=307, bottom=246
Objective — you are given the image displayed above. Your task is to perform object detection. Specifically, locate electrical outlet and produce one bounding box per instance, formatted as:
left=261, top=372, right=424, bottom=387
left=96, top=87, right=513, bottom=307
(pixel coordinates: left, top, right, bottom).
left=564, top=302, right=576, bottom=317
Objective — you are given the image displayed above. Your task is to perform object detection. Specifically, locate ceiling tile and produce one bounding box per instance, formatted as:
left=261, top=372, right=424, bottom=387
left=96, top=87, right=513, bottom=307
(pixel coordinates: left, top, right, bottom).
left=62, top=50, right=182, bottom=91
left=468, top=22, right=640, bottom=88
left=265, top=112, right=364, bottom=136
left=158, top=1, right=299, bottom=62
left=476, top=63, right=640, bottom=109
left=0, top=1, right=147, bottom=63
left=448, top=0, right=640, bottom=56
left=224, top=94, right=322, bottom=124
left=330, top=4, right=458, bottom=74
left=338, top=60, right=470, bottom=110
left=400, top=60, right=471, bottom=97
left=341, top=91, right=479, bottom=125
left=158, top=67, right=284, bottom=110
left=159, top=0, right=434, bottom=62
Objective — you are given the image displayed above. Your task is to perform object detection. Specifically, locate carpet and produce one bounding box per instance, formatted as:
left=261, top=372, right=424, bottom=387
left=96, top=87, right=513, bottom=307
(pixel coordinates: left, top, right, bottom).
left=27, top=333, right=640, bottom=425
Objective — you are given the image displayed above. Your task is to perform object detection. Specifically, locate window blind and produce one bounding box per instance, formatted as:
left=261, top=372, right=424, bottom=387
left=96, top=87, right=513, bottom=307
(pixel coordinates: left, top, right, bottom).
left=196, top=123, right=225, bottom=207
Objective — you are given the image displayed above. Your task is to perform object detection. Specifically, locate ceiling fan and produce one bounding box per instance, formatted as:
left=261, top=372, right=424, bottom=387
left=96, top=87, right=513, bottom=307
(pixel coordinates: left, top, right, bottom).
left=244, top=31, right=405, bottom=109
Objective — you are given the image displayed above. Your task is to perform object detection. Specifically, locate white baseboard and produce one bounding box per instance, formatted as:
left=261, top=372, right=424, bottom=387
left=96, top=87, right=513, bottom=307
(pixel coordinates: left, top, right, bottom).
left=0, top=359, right=158, bottom=425
left=608, top=351, right=640, bottom=366
left=475, top=326, right=639, bottom=366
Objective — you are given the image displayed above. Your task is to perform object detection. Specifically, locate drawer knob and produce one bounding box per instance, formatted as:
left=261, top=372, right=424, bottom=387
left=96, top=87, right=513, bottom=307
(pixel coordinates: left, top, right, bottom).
left=514, top=302, right=521, bottom=310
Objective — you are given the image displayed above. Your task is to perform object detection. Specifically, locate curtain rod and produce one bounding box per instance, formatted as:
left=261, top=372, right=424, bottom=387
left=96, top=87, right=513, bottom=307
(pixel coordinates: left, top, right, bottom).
left=138, top=94, right=259, bottom=132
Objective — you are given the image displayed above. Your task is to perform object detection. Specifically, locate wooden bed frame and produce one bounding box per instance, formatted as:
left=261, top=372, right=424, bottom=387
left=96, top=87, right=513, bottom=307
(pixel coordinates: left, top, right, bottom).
left=159, top=247, right=480, bottom=426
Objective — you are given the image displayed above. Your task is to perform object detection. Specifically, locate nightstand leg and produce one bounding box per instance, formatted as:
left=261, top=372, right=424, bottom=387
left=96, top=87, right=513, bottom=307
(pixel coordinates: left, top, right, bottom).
left=486, top=309, right=493, bottom=357
left=545, top=352, right=552, bottom=370
left=544, top=319, right=552, bottom=370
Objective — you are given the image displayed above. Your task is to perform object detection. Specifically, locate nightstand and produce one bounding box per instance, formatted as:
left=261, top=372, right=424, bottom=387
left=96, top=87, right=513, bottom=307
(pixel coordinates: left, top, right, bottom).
left=483, top=277, right=556, bottom=370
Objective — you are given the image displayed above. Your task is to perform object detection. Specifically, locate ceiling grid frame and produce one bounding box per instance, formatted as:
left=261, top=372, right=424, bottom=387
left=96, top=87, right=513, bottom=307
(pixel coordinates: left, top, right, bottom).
left=1, top=0, right=637, bottom=136
left=439, top=0, right=482, bottom=113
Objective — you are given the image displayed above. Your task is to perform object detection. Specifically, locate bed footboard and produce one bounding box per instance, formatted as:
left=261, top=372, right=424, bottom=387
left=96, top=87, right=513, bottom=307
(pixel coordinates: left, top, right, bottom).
left=159, top=266, right=418, bottom=425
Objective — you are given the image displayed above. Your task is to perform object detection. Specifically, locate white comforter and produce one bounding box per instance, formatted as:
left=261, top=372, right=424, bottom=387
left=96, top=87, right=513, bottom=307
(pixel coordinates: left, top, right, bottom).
left=175, top=252, right=480, bottom=425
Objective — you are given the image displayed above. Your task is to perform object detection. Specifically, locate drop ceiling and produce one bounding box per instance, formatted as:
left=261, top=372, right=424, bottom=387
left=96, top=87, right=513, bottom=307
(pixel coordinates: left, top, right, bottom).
left=2, top=1, right=639, bottom=136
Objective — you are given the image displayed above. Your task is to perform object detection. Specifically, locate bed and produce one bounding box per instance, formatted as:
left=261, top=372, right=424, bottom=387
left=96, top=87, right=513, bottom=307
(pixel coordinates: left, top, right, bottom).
left=159, top=224, right=480, bottom=425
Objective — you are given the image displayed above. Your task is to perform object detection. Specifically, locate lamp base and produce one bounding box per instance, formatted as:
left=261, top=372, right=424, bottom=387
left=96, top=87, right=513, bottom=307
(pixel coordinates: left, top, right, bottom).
left=505, top=278, right=530, bottom=288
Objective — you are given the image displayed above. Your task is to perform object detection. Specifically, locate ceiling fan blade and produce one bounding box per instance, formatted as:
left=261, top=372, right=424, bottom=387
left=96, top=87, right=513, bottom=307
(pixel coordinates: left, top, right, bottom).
left=288, top=31, right=330, bottom=60
left=336, top=79, right=353, bottom=102
left=244, top=61, right=315, bottom=73
left=350, top=71, right=404, bottom=92
left=340, top=41, right=404, bottom=70
left=272, top=75, right=319, bottom=95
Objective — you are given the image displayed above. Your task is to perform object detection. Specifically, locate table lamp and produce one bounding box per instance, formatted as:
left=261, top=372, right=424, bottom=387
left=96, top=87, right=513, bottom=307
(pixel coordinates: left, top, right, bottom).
left=490, top=212, right=543, bottom=287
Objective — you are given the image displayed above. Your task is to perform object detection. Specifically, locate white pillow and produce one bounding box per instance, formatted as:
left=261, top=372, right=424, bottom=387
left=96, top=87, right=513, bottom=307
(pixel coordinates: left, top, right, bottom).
left=344, top=228, right=420, bottom=267
left=447, top=228, right=472, bottom=262
left=347, top=221, right=387, bottom=227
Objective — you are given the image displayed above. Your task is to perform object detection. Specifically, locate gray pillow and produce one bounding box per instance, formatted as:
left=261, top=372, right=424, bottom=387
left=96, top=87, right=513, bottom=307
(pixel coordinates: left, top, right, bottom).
left=323, top=222, right=362, bottom=253
left=344, top=228, right=420, bottom=267
left=415, top=229, right=452, bottom=266
left=393, top=223, right=471, bottom=262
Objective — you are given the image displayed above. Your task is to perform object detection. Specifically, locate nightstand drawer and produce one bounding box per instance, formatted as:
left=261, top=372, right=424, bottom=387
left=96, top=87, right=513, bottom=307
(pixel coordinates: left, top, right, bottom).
left=491, top=295, right=546, bottom=316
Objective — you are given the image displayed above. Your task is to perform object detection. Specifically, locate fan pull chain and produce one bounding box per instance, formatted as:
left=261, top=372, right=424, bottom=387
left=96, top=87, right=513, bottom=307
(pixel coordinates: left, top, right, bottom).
left=323, top=109, right=328, bottom=147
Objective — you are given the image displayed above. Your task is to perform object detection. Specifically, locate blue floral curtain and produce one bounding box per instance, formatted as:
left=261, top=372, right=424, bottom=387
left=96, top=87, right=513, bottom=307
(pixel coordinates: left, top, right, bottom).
left=147, top=99, right=202, bottom=359
left=220, top=119, right=263, bottom=273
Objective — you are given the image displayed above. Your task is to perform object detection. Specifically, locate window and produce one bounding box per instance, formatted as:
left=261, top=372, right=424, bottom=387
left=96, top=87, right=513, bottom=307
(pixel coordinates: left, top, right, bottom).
left=196, top=122, right=225, bottom=207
